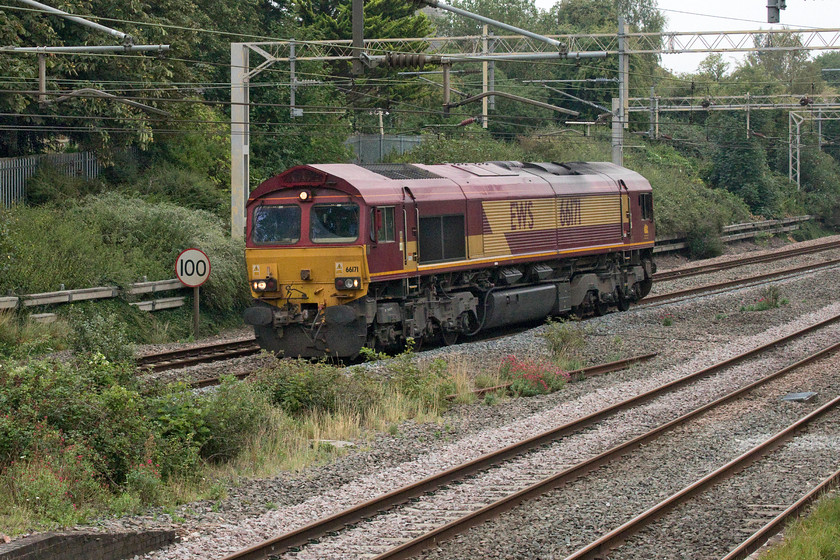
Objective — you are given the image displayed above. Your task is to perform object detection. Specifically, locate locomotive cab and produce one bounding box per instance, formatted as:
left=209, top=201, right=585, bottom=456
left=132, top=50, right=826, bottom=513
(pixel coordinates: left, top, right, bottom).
left=244, top=167, right=374, bottom=358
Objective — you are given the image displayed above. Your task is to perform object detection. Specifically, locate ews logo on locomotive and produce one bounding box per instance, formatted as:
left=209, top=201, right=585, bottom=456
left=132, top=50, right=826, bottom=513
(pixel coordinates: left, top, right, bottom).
left=508, top=199, right=582, bottom=231
left=509, top=201, right=534, bottom=230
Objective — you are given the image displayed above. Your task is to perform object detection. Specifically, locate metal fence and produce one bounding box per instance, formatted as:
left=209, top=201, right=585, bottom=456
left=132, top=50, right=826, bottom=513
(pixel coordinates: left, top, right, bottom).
left=345, top=134, right=424, bottom=164
left=1, top=151, right=101, bottom=207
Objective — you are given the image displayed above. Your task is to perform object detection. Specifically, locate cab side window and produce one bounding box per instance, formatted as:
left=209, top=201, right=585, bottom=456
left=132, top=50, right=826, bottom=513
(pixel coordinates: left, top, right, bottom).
left=639, top=193, right=653, bottom=221
left=370, top=207, right=395, bottom=243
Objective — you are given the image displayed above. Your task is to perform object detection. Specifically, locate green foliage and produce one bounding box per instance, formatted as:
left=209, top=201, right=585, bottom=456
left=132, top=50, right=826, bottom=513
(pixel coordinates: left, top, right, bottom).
left=759, top=495, right=840, bottom=560
left=0, top=356, right=147, bottom=484
left=740, top=285, right=787, bottom=312
left=0, top=313, right=71, bottom=358
left=127, top=164, right=228, bottom=217
left=499, top=355, right=569, bottom=397
left=24, top=164, right=103, bottom=206
left=2, top=434, right=107, bottom=524
left=123, top=460, right=163, bottom=505
left=359, top=346, right=390, bottom=362
left=1, top=194, right=247, bottom=312
left=69, top=311, right=135, bottom=364
left=704, top=113, right=782, bottom=216
left=483, top=392, right=500, bottom=406
left=390, top=131, right=526, bottom=164
left=0, top=206, right=14, bottom=275
left=0, top=0, right=281, bottom=158
left=379, top=341, right=455, bottom=408
left=200, top=377, right=272, bottom=463
left=252, top=360, right=379, bottom=417
left=539, top=318, right=586, bottom=369
left=519, top=129, right=611, bottom=162
left=0, top=354, right=286, bottom=530
left=626, top=142, right=752, bottom=238
left=685, top=222, right=725, bottom=259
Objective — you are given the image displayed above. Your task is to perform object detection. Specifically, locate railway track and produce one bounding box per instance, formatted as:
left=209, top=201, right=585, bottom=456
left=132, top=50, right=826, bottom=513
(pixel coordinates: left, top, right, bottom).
left=136, top=339, right=260, bottom=373
left=643, top=256, right=840, bottom=305
left=135, top=247, right=840, bottom=378
left=720, top=467, right=840, bottom=560
left=565, top=390, right=840, bottom=560
left=651, top=238, right=840, bottom=282
left=220, top=313, right=840, bottom=560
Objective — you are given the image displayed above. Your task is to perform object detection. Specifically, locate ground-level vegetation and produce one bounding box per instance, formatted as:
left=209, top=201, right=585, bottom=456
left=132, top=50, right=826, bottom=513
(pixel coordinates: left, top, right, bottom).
left=0, top=320, right=584, bottom=535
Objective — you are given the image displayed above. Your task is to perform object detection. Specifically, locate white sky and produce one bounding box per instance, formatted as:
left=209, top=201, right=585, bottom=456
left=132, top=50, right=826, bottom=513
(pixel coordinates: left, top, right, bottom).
left=532, top=0, right=838, bottom=74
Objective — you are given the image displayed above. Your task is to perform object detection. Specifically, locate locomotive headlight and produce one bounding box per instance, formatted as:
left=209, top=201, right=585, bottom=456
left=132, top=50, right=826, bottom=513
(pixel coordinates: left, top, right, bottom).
left=335, top=277, right=362, bottom=290
left=251, top=278, right=277, bottom=293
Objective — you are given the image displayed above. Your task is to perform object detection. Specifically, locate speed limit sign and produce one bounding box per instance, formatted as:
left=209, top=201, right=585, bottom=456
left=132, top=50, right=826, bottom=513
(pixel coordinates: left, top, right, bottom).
left=175, top=248, right=211, bottom=287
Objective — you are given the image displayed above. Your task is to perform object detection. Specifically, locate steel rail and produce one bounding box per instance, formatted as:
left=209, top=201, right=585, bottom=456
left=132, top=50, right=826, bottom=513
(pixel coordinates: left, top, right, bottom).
left=221, top=314, right=840, bottom=560
left=653, top=239, right=840, bottom=282
left=644, top=257, right=840, bottom=304
left=136, top=339, right=260, bottom=372
left=565, top=392, right=840, bottom=560
left=720, top=466, right=840, bottom=560
left=376, top=340, right=840, bottom=560
left=448, top=353, right=658, bottom=400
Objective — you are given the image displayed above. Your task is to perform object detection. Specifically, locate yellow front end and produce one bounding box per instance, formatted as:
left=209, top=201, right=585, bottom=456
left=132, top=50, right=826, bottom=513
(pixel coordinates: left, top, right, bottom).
left=247, top=245, right=369, bottom=307
left=244, top=245, right=371, bottom=358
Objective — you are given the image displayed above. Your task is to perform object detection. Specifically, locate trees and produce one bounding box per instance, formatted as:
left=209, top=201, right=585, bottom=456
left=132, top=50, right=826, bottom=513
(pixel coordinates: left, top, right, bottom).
left=0, top=0, right=287, bottom=157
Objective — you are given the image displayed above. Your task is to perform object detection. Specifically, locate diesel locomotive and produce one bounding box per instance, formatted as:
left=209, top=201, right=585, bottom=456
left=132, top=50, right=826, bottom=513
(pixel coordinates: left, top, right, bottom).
left=243, top=161, right=655, bottom=358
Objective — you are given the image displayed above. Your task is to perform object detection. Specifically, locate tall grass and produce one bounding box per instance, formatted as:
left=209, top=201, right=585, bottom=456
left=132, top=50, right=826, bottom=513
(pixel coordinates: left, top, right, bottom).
left=759, top=495, right=840, bottom=560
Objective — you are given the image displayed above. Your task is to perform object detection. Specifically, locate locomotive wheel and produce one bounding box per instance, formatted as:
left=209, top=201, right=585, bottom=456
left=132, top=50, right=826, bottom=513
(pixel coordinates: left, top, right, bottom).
left=594, top=298, right=609, bottom=316
left=441, top=328, right=459, bottom=346
left=637, top=278, right=653, bottom=299
left=616, top=290, right=630, bottom=312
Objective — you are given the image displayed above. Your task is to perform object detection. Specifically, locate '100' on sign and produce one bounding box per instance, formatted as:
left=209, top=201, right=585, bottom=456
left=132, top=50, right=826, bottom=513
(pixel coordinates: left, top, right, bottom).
left=176, top=248, right=211, bottom=287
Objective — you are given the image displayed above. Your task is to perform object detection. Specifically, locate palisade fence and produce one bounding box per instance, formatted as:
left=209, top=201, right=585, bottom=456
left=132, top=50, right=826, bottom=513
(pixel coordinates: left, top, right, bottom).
left=345, top=133, right=424, bottom=164
left=0, top=135, right=418, bottom=206
left=1, top=151, right=101, bottom=207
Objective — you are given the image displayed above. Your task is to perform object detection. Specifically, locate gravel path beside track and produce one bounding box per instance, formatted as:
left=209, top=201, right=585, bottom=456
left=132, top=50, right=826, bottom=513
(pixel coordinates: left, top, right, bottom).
left=78, top=235, right=840, bottom=559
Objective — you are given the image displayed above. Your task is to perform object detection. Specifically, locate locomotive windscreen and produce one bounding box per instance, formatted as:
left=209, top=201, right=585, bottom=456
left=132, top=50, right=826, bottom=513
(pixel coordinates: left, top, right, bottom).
left=252, top=205, right=301, bottom=245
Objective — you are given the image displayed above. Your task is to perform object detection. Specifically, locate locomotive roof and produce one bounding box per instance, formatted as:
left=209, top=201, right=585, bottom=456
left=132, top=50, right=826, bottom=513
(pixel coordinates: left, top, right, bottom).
left=248, top=161, right=651, bottom=207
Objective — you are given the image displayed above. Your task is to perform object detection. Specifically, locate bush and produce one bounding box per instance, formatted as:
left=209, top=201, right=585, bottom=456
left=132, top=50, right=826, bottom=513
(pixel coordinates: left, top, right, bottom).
left=0, top=313, right=71, bottom=358
left=128, top=164, right=227, bottom=217
left=386, top=345, right=454, bottom=408
left=253, top=360, right=379, bottom=417
left=539, top=318, right=585, bottom=368
left=123, top=460, right=163, bottom=505
left=69, top=311, right=135, bottom=364
left=499, top=355, right=569, bottom=397
left=389, top=131, right=526, bottom=164
left=685, top=221, right=725, bottom=259
left=76, top=194, right=248, bottom=312
left=25, top=163, right=103, bottom=206
left=4, top=438, right=107, bottom=523
left=1, top=194, right=248, bottom=315
left=200, top=377, right=272, bottom=463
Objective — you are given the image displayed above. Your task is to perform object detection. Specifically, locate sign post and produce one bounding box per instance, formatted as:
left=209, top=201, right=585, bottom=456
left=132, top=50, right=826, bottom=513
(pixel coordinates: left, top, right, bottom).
left=175, top=248, right=211, bottom=338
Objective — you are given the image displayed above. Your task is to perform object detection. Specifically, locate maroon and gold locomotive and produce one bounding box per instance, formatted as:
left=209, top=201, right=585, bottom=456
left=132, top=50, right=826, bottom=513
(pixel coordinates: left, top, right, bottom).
left=244, top=161, right=655, bottom=358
